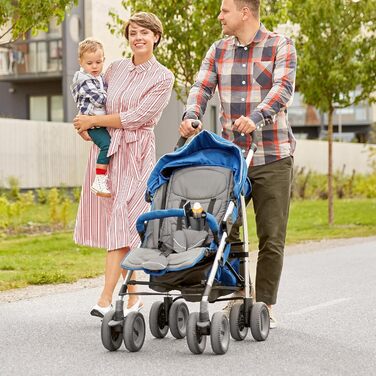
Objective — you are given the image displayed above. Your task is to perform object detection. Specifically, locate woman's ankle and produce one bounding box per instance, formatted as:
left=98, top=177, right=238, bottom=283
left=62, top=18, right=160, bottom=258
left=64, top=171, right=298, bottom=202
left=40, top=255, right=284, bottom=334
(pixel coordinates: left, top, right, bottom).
left=98, top=295, right=112, bottom=307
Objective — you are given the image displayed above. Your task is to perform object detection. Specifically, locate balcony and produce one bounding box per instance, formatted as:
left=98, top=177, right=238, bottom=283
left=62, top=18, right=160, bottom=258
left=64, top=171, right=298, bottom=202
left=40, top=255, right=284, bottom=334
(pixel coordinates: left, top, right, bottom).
left=0, top=38, right=63, bottom=82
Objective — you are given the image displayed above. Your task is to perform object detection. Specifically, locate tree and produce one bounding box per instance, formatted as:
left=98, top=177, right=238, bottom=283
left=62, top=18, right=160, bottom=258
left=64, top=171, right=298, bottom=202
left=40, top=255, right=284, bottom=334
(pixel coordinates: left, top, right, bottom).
left=288, top=0, right=376, bottom=225
left=0, top=0, right=77, bottom=46
left=109, top=0, right=288, bottom=100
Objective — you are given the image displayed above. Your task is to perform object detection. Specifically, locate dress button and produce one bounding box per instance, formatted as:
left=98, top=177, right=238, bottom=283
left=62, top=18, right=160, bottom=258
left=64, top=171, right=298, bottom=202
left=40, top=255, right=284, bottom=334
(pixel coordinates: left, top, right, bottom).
left=242, top=149, right=246, bottom=153
left=241, top=133, right=245, bottom=136
left=242, top=64, right=246, bottom=67
left=241, top=98, right=245, bottom=102
left=244, top=47, right=248, bottom=51
left=242, top=80, right=246, bottom=85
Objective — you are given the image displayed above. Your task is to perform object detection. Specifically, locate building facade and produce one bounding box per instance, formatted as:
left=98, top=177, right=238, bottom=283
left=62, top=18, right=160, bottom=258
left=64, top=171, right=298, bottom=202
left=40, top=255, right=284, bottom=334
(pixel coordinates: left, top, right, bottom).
left=0, top=0, right=374, bottom=144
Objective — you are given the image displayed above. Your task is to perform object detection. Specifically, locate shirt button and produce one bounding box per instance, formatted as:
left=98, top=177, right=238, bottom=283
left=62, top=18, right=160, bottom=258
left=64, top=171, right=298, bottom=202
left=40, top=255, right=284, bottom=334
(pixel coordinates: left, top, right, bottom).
left=241, top=133, right=245, bottom=136
left=242, top=149, right=246, bottom=153
left=242, top=80, right=246, bottom=85
left=242, top=64, right=246, bottom=67
left=244, top=47, right=248, bottom=51
left=241, top=98, right=245, bottom=102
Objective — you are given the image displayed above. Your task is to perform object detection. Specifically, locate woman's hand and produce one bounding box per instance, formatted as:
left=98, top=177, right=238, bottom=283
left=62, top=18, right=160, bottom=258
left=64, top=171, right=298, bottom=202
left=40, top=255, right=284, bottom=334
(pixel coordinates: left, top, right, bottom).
left=73, top=115, right=94, bottom=133
left=79, top=130, right=92, bottom=141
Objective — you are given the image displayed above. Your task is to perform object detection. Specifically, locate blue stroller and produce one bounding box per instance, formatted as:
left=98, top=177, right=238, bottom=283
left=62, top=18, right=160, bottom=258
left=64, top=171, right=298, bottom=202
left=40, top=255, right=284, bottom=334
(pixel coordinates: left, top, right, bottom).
left=100, top=129, right=270, bottom=355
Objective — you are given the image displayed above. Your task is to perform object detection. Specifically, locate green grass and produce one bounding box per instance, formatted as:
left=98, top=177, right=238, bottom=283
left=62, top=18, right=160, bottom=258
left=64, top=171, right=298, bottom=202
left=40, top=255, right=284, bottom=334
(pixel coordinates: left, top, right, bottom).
left=0, top=199, right=375, bottom=292
left=247, top=198, right=376, bottom=248
left=0, top=233, right=104, bottom=291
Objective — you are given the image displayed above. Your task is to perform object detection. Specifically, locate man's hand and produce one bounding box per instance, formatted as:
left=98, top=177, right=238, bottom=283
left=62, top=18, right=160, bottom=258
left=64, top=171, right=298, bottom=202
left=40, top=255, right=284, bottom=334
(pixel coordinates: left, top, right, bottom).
left=179, top=119, right=202, bottom=138
left=73, top=115, right=94, bottom=133
left=233, top=116, right=256, bottom=134
left=79, top=130, right=92, bottom=141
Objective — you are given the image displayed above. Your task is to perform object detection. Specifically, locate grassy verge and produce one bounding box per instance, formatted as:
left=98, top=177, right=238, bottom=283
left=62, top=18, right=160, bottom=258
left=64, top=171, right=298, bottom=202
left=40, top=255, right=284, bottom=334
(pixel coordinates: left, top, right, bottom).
left=247, top=198, right=376, bottom=248
left=0, top=233, right=103, bottom=291
left=0, top=199, right=375, bottom=292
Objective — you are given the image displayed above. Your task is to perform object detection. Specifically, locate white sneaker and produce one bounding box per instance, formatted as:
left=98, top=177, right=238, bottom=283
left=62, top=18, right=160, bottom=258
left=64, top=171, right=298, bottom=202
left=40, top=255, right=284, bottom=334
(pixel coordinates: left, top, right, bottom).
left=269, top=310, right=277, bottom=329
left=91, top=174, right=111, bottom=197
left=124, top=297, right=144, bottom=317
left=90, top=304, right=113, bottom=318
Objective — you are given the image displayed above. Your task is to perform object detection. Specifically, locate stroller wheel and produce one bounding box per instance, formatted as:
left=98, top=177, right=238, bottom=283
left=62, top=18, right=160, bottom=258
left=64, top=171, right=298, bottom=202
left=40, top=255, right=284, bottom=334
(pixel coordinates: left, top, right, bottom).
left=250, top=302, right=270, bottom=341
left=210, top=312, right=230, bottom=355
left=149, top=301, right=169, bottom=338
left=123, top=312, right=146, bottom=352
left=229, top=303, right=249, bottom=341
left=169, top=300, right=189, bottom=339
left=101, top=310, right=123, bottom=351
left=186, top=312, right=207, bottom=354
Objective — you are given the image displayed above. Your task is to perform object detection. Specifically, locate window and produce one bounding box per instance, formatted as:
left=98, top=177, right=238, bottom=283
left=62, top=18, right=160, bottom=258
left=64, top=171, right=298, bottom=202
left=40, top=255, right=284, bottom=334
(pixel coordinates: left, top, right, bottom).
left=29, top=96, right=48, bottom=121
left=29, top=95, right=63, bottom=122
left=51, top=95, right=63, bottom=122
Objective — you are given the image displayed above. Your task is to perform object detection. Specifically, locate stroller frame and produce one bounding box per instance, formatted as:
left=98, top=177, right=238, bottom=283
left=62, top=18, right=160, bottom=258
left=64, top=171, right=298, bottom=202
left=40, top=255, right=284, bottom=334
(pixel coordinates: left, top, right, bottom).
left=101, top=120, right=273, bottom=355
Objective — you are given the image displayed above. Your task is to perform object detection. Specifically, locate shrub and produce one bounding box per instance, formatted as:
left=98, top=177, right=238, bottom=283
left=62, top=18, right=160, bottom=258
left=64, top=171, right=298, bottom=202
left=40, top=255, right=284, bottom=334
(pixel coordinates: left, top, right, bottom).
left=7, top=176, right=20, bottom=201
left=36, top=188, right=48, bottom=204
left=48, top=188, right=60, bottom=225
left=72, top=187, right=81, bottom=203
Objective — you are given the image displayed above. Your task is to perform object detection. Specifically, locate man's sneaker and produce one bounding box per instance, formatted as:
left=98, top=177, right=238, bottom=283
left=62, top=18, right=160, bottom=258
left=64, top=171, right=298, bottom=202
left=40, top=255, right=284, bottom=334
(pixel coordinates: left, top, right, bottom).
left=222, top=291, right=244, bottom=317
left=91, top=174, right=111, bottom=197
left=269, top=310, right=277, bottom=329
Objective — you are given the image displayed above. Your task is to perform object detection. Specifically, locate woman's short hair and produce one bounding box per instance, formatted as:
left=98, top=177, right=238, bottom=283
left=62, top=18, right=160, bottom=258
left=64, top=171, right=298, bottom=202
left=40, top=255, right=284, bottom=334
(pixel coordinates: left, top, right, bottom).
left=78, top=38, right=104, bottom=59
left=124, top=12, right=163, bottom=49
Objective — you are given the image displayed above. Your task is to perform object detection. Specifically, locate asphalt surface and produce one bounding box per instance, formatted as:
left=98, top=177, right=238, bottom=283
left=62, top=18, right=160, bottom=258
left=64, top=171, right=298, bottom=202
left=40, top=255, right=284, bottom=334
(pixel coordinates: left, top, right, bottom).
left=1, top=238, right=376, bottom=376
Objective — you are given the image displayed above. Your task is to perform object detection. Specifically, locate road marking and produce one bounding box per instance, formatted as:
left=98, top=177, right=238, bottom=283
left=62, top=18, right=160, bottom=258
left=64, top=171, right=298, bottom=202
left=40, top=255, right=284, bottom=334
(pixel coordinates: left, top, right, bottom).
left=288, top=298, right=352, bottom=316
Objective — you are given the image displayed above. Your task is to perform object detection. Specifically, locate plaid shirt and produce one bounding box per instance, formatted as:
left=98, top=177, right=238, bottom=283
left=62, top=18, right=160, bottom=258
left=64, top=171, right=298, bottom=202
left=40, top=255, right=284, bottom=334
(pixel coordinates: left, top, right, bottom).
left=70, top=70, right=107, bottom=115
left=184, top=23, right=297, bottom=165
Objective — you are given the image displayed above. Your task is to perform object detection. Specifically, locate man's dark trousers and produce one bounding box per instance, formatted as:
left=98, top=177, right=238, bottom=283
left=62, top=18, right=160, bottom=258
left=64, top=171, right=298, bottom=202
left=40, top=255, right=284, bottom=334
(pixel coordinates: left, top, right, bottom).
left=229, top=156, right=294, bottom=305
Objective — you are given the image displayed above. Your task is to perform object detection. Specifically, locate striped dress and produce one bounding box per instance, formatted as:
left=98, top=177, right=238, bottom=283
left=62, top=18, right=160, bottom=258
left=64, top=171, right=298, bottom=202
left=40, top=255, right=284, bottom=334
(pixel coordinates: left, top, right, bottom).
left=74, top=56, right=174, bottom=251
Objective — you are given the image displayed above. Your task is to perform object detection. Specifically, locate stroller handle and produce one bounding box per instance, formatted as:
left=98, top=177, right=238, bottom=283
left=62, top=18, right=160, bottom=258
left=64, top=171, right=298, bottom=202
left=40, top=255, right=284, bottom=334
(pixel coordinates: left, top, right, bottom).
left=175, top=120, right=200, bottom=150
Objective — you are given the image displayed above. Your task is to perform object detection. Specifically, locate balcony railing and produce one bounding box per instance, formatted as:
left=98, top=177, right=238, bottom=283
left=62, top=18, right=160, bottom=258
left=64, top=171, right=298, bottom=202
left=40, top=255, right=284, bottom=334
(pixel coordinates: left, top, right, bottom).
left=0, top=38, right=63, bottom=79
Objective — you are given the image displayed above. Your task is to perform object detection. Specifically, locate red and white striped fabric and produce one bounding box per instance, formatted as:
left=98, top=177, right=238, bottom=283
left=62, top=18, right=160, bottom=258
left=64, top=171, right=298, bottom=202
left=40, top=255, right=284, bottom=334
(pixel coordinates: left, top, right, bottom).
left=74, top=56, right=174, bottom=251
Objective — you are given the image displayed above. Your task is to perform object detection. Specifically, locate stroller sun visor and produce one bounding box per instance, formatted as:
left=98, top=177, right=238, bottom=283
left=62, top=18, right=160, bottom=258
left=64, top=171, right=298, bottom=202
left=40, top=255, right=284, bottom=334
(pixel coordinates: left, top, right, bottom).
left=147, top=130, right=251, bottom=199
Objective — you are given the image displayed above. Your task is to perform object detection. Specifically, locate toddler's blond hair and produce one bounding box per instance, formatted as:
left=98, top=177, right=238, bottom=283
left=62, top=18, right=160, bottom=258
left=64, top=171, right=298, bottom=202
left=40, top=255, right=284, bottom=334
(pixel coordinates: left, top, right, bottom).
left=78, top=38, right=104, bottom=60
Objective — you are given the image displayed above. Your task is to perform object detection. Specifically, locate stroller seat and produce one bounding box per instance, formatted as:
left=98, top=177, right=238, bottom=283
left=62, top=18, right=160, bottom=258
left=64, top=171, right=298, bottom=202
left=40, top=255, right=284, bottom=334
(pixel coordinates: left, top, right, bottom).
left=122, top=166, right=233, bottom=274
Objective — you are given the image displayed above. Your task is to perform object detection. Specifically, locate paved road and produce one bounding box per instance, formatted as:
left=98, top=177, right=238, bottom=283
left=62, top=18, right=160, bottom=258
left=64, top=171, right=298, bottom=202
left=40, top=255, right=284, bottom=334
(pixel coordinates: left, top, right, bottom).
left=1, top=238, right=376, bottom=376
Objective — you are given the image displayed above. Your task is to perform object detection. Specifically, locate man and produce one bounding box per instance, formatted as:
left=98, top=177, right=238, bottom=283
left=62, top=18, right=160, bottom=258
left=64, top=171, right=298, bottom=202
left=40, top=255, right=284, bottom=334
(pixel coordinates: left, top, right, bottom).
left=179, top=0, right=297, bottom=328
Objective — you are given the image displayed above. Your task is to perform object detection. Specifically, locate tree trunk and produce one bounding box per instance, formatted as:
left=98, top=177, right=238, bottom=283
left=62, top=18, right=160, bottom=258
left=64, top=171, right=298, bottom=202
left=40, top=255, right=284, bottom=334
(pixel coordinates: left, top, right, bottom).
left=328, top=108, right=334, bottom=225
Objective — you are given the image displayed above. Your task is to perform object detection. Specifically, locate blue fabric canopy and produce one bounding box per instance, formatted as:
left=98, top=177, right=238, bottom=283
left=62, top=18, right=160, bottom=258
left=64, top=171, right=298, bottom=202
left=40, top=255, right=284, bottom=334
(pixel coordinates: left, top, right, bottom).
left=147, top=130, right=250, bottom=199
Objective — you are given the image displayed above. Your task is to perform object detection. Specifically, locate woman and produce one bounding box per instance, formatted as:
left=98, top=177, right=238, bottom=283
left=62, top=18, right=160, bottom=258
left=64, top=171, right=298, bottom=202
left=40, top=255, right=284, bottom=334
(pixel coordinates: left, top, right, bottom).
left=73, top=12, right=174, bottom=318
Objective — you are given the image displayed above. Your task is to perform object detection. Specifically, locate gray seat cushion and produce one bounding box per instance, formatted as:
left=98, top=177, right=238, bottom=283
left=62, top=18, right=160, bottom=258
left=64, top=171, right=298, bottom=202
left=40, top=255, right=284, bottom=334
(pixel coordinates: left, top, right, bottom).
left=122, top=247, right=206, bottom=272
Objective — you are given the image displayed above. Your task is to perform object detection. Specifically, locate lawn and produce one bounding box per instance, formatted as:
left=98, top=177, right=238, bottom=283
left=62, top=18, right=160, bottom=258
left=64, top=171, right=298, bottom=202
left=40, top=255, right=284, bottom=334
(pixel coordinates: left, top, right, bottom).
left=0, top=198, right=375, bottom=291
left=247, top=198, right=376, bottom=248
left=0, top=233, right=104, bottom=291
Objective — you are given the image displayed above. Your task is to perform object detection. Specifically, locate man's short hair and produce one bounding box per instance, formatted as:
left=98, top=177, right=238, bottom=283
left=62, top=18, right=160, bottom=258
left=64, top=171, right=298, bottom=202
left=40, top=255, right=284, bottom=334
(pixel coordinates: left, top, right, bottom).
left=124, top=12, right=163, bottom=49
left=234, top=0, right=260, bottom=19
left=78, top=38, right=104, bottom=60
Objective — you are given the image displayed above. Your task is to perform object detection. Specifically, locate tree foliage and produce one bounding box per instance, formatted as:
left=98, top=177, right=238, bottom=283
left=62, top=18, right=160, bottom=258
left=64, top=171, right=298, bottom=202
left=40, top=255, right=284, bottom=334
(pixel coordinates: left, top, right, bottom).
left=109, top=0, right=289, bottom=100
left=290, top=0, right=376, bottom=112
left=288, top=0, right=376, bottom=224
left=0, top=0, right=77, bottom=45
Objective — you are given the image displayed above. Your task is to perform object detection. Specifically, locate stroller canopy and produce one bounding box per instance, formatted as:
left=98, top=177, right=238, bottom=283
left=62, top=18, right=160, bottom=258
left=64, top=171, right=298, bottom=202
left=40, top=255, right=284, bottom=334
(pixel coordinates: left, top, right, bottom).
left=147, top=130, right=250, bottom=199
